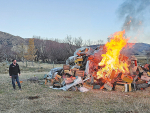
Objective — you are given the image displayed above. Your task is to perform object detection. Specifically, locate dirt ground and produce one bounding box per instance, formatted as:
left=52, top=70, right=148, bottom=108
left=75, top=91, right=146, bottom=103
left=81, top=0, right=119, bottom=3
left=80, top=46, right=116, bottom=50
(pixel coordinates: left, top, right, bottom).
left=1, top=63, right=150, bottom=113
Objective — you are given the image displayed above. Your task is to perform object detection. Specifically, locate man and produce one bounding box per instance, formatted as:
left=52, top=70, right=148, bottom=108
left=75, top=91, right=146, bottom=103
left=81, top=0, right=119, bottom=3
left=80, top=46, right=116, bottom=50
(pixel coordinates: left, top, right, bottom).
left=9, top=59, right=21, bottom=90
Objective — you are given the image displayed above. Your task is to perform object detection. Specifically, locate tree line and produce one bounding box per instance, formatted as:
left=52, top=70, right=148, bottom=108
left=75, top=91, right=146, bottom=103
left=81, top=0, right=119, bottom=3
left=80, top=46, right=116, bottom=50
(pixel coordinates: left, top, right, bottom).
left=0, top=36, right=103, bottom=63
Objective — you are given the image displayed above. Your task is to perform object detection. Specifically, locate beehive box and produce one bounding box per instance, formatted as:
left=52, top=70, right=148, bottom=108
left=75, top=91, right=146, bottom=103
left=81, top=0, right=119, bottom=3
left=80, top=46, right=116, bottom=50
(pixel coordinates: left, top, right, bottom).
left=104, top=82, right=113, bottom=91
left=121, top=74, right=133, bottom=83
left=115, top=82, right=132, bottom=92
left=63, top=65, right=70, bottom=73
left=63, top=65, right=70, bottom=70
left=75, top=70, right=85, bottom=77
left=75, top=58, right=83, bottom=66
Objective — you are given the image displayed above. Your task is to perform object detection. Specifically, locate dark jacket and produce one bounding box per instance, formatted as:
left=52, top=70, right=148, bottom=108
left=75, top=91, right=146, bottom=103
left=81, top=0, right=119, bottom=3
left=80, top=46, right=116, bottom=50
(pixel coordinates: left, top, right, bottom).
left=9, top=63, right=20, bottom=76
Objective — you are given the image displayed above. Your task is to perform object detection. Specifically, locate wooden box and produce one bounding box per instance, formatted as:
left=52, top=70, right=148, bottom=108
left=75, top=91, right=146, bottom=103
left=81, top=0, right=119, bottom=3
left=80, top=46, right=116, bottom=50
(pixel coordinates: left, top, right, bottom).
left=63, top=65, right=70, bottom=70
left=74, top=58, right=83, bottom=66
left=83, top=83, right=93, bottom=89
left=63, top=65, right=70, bottom=73
left=104, top=82, right=113, bottom=91
left=115, top=82, right=132, bottom=92
left=121, top=74, right=133, bottom=83
left=75, top=70, right=85, bottom=77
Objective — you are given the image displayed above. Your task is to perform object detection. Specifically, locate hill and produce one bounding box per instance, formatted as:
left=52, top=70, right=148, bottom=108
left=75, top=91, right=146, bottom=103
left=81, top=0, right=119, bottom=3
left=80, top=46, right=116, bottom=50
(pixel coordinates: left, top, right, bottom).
left=0, top=31, right=25, bottom=47
left=121, top=43, right=150, bottom=56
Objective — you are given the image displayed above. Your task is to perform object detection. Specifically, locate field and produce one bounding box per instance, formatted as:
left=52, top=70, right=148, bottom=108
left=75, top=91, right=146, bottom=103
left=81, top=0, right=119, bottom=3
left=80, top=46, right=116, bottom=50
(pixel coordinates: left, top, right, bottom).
left=1, top=62, right=150, bottom=113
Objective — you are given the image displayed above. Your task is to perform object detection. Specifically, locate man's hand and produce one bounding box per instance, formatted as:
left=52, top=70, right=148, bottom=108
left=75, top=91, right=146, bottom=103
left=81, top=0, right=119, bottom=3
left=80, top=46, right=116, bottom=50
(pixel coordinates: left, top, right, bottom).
left=19, top=74, right=21, bottom=76
left=10, top=76, right=12, bottom=78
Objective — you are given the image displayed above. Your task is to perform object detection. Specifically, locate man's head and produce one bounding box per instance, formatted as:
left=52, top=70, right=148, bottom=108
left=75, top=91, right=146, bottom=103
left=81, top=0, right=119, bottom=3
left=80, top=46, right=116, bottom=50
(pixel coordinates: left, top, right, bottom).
left=12, top=59, right=16, bottom=64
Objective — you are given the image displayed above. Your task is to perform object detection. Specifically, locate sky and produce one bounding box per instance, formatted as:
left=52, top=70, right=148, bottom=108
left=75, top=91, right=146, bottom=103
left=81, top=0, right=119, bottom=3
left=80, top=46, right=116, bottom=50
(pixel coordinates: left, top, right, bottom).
left=0, top=0, right=150, bottom=44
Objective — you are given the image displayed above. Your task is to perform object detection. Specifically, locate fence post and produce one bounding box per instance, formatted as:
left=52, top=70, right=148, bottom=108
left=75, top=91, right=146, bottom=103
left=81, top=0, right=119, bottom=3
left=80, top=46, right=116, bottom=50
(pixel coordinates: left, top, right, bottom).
left=53, top=61, right=54, bottom=68
left=26, top=60, right=27, bottom=67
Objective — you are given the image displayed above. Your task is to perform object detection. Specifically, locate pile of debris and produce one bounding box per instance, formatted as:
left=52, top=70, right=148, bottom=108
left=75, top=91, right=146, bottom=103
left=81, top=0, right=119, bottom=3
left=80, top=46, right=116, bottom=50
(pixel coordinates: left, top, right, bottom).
left=44, top=30, right=150, bottom=92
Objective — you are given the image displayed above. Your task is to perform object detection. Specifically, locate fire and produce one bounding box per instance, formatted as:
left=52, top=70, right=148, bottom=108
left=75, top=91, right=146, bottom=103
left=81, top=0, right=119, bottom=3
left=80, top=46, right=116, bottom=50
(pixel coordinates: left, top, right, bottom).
left=97, top=30, right=129, bottom=80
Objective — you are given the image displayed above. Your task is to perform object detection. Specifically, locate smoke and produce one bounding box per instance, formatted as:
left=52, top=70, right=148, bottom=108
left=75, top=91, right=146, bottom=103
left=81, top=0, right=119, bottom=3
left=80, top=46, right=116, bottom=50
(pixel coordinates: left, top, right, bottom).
left=117, top=0, right=150, bottom=32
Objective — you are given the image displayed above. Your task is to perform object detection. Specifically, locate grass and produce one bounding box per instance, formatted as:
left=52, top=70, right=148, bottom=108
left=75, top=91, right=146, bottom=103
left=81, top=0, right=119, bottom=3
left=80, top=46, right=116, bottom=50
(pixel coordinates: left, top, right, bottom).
left=1, top=72, right=150, bottom=113
left=1, top=62, right=150, bottom=112
left=0, top=61, right=63, bottom=74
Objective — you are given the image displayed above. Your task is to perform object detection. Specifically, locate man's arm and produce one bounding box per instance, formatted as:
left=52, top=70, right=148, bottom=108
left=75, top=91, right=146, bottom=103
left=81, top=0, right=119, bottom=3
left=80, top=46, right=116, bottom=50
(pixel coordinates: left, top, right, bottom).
left=18, top=64, right=20, bottom=75
left=9, top=65, right=12, bottom=76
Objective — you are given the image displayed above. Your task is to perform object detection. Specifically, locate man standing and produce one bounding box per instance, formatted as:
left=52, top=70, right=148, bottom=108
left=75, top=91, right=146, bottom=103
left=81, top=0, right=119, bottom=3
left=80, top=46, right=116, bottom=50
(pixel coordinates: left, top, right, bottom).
left=9, top=59, right=21, bottom=90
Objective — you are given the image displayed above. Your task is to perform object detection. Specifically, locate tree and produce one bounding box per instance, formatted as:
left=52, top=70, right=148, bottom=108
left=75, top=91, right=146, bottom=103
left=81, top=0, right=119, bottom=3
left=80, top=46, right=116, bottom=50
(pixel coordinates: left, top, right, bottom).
left=97, top=40, right=103, bottom=45
left=24, top=38, right=37, bottom=66
left=74, top=37, right=83, bottom=47
left=19, top=43, right=26, bottom=63
left=34, top=38, right=48, bottom=62
left=12, top=43, right=27, bottom=62
left=0, top=44, right=15, bottom=62
left=83, top=39, right=92, bottom=46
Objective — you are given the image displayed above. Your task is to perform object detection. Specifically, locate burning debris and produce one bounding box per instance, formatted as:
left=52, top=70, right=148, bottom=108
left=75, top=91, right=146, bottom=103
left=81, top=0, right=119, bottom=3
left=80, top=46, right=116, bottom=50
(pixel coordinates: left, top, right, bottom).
left=45, top=30, right=150, bottom=92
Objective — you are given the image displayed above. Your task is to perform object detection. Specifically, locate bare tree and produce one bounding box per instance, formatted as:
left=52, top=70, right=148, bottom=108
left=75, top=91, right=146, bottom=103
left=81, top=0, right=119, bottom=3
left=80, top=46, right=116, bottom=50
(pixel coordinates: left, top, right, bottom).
left=34, top=38, right=48, bottom=62
left=97, top=40, right=103, bottom=45
left=11, top=43, right=27, bottom=62
left=0, top=44, right=15, bottom=62
left=74, top=37, right=83, bottom=47
left=63, top=35, right=76, bottom=57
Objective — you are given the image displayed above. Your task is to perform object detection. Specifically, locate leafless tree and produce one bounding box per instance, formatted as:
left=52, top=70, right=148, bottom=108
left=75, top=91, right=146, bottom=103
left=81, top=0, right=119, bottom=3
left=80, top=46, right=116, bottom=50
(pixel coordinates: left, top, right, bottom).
left=34, top=38, right=48, bottom=62
left=0, top=44, right=15, bottom=62
left=74, top=37, right=83, bottom=47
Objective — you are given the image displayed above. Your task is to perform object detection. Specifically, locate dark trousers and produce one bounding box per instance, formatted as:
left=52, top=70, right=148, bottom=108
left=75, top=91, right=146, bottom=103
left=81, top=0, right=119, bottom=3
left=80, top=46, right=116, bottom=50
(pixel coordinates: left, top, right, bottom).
left=12, top=75, right=21, bottom=89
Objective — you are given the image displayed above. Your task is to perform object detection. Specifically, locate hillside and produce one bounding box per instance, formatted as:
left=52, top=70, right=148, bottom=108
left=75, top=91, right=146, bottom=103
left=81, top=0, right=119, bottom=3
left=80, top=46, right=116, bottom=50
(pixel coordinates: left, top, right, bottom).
left=121, top=43, right=150, bottom=56
left=0, top=31, right=25, bottom=47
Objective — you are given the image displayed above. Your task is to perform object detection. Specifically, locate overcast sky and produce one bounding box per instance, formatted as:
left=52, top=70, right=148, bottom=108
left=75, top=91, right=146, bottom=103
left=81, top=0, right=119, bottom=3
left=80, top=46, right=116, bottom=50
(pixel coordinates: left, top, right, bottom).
left=0, top=0, right=150, bottom=44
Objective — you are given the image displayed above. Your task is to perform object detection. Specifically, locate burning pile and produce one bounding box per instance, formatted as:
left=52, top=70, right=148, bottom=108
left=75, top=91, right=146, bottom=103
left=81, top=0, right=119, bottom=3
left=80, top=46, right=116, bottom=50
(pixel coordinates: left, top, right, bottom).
left=45, top=30, right=150, bottom=92
left=96, top=30, right=129, bottom=79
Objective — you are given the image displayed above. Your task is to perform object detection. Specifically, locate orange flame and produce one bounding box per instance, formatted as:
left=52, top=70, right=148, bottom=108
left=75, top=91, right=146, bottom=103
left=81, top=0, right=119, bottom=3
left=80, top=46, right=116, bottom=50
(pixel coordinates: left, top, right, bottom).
left=97, top=30, right=129, bottom=79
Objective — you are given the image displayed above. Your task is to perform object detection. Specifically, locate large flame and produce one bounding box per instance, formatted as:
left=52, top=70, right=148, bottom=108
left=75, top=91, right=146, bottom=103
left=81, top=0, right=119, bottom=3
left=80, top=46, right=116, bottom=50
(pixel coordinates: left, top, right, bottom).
left=97, top=30, right=129, bottom=79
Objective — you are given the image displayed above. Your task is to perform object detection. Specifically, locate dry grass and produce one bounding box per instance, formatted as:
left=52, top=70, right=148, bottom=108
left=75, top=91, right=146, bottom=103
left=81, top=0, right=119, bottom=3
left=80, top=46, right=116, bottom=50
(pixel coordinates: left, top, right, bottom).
left=0, top=61, right=63, bottom=74
left=1, top=63, right=150, bottom=113
left=1, top=72, right=150, bottom=113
